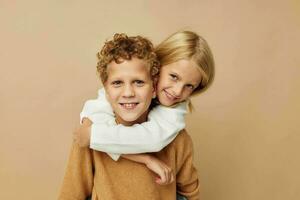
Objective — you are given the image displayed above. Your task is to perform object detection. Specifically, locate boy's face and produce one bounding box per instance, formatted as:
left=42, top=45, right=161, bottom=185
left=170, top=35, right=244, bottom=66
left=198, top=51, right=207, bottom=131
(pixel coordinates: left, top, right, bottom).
left=104, top=57, right=155, bottom=126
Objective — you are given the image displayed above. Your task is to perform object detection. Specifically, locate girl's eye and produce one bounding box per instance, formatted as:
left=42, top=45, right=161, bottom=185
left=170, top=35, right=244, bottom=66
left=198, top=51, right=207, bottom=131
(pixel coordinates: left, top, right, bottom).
left=134, top=80, right=145, bottom=86
left=186, top=84, right=195, bottom=90
left=169, top=74, right=178, bottom=81
left=111, top=80, right=122, bottom=87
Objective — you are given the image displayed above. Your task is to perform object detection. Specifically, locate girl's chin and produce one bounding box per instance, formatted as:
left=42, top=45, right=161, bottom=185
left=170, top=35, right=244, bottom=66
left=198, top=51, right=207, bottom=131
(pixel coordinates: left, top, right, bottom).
left=158, top=96, right=174, bottom=106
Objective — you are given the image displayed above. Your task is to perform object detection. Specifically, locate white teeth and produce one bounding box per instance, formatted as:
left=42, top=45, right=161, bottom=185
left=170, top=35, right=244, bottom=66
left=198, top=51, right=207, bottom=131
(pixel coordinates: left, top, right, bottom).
left=121, top=103, right=137, bottom=109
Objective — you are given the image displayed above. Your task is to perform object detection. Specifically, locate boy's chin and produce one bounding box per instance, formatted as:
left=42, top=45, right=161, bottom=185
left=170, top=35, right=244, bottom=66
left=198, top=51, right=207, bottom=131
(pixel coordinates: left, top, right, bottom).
left=116, top=114, right=142, bottom=126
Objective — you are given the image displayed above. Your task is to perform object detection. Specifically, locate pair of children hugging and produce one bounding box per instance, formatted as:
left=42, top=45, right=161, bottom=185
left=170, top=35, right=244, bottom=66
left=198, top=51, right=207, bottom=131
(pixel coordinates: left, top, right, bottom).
left=59, top=32, right=210, bottom=200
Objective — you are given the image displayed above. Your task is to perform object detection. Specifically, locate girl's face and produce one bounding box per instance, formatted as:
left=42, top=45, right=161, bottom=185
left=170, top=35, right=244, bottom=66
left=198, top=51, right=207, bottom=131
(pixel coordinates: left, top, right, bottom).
left=156, top=59, right=202, bottom=106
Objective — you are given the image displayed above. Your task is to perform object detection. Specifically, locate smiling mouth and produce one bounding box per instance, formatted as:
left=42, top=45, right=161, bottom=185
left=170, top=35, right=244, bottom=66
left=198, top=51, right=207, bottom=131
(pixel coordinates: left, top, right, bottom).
left=119, top=103, right=139, bottom=110
left=163, top=90, right=178, bottom=101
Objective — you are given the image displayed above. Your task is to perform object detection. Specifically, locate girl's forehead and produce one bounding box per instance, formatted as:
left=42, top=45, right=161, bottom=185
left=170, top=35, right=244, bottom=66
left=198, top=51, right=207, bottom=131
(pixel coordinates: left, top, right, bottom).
left=161, top=59, right=202, bottom=83
left=162, top=60, right=198, bottom=73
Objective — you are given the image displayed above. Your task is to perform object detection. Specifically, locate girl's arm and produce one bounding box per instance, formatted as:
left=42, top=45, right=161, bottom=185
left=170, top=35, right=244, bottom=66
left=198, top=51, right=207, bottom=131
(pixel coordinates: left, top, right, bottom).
left=122, top=154, right=174, bottom=185
left=74, top=118, right=174, bottom=185
left=78, top=88, right=187, bottom=158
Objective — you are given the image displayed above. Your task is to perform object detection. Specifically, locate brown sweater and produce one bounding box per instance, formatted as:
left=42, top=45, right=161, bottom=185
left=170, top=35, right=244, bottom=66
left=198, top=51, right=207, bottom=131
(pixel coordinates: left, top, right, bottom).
left=58, top=130, right=200, bottom=200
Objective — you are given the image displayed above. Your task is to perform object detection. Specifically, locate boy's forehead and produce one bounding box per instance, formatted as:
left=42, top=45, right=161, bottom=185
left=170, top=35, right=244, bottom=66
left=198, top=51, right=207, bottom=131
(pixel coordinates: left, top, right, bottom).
left=107, top=58, right=151, bottom=79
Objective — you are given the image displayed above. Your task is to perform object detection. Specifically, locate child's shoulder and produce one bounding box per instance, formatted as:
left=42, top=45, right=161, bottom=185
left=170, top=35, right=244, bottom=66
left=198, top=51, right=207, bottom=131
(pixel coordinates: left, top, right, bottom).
left=170, top=129, right=193, bottom=149
left=165, top=129, right=195, bottom=167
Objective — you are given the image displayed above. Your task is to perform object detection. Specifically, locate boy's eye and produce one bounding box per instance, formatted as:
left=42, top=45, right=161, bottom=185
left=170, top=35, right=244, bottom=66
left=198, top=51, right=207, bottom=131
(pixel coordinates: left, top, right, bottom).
left=111, top=80, right=122, bottom=87
left=169, top=74, right=178, bottom=81
left=134, top=80, right=145, bottom=86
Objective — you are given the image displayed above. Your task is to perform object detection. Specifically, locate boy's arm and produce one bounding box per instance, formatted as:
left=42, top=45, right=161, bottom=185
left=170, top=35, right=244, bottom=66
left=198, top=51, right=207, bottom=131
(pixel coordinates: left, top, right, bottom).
left=175, top=130, right=200, bottom=200
left=58, top=142, right=94, bottom=200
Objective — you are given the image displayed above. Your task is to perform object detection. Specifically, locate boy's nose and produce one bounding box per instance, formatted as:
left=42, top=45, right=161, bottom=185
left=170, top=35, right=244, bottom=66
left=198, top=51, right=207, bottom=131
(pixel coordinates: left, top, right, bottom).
left=122, top=85, right=135, bottom=97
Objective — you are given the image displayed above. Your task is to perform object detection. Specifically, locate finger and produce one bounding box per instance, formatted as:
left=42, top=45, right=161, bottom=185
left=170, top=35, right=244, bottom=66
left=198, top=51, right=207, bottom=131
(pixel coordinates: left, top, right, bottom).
left=170, top=172, right=174, bottom=183
left=164, top=170, right=170, bottom=184
left=155, top=177, right=167, bottom=185
left=155, top=177, right=163, bottom=185
left=158, top=171, right=167, bottom=185
left=160, top=175, right=166, bottom=185
left=168, top=168, right=174, bottom=184
left=165, top=167, right=172, bottom=184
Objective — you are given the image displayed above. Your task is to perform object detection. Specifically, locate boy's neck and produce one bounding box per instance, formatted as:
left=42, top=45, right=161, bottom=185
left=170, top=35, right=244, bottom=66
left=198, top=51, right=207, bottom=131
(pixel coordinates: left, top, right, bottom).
left=115, top=110, right=149, bottom=126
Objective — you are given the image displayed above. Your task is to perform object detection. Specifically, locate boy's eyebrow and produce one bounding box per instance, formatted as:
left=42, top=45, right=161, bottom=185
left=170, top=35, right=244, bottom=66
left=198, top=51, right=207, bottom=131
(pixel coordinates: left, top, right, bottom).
left=133, top=78, right=145, bottom=80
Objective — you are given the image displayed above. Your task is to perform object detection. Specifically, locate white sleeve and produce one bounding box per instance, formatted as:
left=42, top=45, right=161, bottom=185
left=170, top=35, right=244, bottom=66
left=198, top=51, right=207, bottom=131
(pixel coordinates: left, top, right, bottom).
left=80, top=88, right=187, bottom=158
left=90, top=101, right=187, bottom=154
left=80, top=88, right=120, bottom=160
left=80, top=88, right=114, bottom=124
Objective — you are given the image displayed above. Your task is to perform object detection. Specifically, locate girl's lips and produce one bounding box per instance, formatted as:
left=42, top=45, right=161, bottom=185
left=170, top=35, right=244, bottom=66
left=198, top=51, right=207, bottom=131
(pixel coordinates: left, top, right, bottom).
left=163, top=89, right=177, bottom=102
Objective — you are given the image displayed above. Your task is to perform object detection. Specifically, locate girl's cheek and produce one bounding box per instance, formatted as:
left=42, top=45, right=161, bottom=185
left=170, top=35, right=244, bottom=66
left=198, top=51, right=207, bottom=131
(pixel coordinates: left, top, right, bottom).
left=161, top=79, right=171, bottom=88
left=184, top=91, right=193, bottom=100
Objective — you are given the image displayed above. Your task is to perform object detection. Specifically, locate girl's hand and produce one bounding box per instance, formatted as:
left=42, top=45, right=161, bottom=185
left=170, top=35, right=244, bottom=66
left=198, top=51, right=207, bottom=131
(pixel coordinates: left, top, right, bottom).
left=73, top=118, right=92, bottom=147
left=144, top=155, right=174, bottom=185
left=122, top=154, right=174, bottom=185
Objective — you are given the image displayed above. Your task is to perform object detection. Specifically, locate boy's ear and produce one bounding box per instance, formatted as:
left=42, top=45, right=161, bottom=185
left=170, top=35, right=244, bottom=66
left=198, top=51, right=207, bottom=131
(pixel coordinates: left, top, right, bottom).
left=152, top=88, right=156, bottom=99
left=152, top=77, right=158, bottom=99
left=103, top=86, right=109, bottom=100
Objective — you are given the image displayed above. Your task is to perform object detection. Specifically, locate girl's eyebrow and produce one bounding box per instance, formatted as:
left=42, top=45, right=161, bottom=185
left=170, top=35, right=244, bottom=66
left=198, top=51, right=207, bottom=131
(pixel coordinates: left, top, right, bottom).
left=171, top=70, right=199, bottom=86
left=170, top=71, right=181, bottom=79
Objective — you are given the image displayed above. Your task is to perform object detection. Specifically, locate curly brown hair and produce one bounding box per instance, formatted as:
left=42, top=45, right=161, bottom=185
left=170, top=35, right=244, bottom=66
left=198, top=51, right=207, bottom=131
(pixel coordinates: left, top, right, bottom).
left=96, top=33, right=160, bottom=83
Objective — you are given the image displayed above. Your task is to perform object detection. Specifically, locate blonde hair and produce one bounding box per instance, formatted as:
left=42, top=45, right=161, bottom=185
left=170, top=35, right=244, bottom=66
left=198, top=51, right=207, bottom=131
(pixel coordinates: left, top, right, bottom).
left=155, top=30, right=215, bottom=95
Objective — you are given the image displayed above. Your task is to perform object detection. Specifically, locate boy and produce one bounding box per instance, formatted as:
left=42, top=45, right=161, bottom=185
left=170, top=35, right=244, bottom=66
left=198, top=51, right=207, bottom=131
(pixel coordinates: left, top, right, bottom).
left=59, top=33, right=199, bottom=200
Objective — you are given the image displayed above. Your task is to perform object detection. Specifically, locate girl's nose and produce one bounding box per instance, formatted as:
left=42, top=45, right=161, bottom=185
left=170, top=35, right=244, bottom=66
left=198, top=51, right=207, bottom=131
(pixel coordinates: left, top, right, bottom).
left=173, top=84, right=183, bottom=98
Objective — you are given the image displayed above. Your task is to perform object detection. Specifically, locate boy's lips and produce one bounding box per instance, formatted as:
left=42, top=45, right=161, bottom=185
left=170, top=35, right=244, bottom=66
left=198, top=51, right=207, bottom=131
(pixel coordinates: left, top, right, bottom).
left=119, top=102, right=139, bottom=110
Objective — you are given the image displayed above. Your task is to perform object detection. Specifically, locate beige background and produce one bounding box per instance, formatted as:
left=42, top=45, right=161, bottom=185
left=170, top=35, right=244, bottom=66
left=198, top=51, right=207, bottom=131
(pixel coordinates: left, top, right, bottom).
left=1, top=0, right=300, bottom=199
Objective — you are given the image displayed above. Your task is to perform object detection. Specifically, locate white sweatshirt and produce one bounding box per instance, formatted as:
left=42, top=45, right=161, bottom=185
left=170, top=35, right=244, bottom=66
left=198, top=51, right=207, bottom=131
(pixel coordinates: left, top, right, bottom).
left=80, top=88, right=187, bottom=160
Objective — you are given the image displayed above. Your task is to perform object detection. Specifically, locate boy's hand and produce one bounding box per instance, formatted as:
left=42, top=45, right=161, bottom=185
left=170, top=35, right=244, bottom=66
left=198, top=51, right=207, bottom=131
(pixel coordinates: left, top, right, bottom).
left=73, top=118, right=92, bottom=147
left=145, top=155, right=174, bottom=185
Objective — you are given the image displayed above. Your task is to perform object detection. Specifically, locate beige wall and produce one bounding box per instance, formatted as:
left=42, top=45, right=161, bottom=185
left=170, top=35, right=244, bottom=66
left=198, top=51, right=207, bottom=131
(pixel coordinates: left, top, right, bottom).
left=1, top=0, right=299, bottom=199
